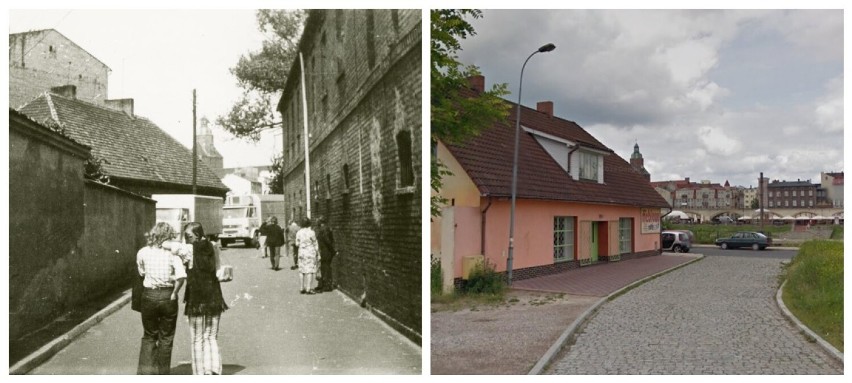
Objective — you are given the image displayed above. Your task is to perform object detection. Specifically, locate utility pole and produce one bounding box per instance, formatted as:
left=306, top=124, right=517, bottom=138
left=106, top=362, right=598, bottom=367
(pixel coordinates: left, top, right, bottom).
left=192, top=89, right=197, bottom=195
left=759, top=172, right=764, bottom=233
left=299, top=52, right=311, bottom=219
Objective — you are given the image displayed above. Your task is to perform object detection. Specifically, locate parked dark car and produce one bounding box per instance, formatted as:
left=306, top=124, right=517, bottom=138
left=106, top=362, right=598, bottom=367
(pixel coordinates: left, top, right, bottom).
left=661, top=230, right=691, bottom=253
left=714, top=231, right=772, bottom=250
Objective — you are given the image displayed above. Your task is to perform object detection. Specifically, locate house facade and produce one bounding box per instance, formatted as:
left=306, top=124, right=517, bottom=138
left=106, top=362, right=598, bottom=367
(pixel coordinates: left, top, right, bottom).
left=275, top=9, right=421, bottom=343
left=433, top=76, right=670, bottom=286
left=9, top=29, right=110, bottom=108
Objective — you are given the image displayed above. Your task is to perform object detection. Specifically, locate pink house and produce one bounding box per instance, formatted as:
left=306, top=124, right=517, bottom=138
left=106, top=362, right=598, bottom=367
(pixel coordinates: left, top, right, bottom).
left=432, top=76, right=670, bottom=288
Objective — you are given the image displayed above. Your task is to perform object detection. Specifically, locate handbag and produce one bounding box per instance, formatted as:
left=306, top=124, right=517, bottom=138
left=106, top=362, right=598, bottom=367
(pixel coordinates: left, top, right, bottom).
left=214, top=243, right=233, bottom=282
left=131, top=274, right=143, bottom=312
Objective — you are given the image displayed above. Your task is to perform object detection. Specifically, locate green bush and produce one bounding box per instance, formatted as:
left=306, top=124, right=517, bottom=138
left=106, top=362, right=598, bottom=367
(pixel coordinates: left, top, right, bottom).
left=431, top=255, right=443, bottom=296
left=783, top=240, right=844, bottom=351
left=464, top=258, right=505, bottom=295
left=830, top=225, right=843, bottom=240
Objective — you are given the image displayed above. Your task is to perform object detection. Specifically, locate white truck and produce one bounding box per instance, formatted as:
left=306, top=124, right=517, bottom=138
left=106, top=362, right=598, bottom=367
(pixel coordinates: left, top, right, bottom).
left=219, top=194, right=286, bottom=248
left=151, top=194, right=224, bottom=240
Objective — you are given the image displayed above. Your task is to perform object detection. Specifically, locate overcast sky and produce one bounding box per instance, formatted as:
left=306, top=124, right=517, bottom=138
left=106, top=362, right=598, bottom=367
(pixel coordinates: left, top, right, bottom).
left=457, top=9, right=844, bottom=188
left=9, top=9, right=283, bottom=169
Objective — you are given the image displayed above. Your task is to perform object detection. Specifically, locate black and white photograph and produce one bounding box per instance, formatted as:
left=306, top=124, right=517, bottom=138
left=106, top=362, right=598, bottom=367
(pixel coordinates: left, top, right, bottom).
left=7, top=8, right=422, bottom=375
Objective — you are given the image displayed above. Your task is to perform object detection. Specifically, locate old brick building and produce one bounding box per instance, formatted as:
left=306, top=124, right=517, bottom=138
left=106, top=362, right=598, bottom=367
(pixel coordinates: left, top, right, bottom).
left=9, top=29, right=110, bottom=108
left=276, top=10, right=421, bottom=343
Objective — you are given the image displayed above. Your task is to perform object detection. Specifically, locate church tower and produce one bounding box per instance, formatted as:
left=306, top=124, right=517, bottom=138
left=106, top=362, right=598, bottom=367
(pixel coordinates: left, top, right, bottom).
left=630, top=142, right=650, bottom=181
left=196, top=117, right=224, bottom=178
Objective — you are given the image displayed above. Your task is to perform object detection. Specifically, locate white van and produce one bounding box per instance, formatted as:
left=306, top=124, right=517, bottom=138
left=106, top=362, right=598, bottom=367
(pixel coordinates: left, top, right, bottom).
left=219, top=194, right=286, bottom=247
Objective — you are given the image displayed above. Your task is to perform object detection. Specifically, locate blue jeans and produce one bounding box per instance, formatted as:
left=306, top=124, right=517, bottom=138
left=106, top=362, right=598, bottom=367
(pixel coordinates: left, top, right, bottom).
left=137, top=288, right=178, bottom=374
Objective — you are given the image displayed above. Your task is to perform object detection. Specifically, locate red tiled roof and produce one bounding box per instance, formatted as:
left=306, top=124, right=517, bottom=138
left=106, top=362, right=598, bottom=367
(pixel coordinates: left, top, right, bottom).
left=444, top=98, right=670, bottom=208
left=18, top=93, right=228, bottom=192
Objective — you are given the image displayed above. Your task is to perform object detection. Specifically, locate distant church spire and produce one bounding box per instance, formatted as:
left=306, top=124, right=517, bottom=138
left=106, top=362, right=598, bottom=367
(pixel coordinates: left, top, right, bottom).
left=630, top=141, right=650, bottom=181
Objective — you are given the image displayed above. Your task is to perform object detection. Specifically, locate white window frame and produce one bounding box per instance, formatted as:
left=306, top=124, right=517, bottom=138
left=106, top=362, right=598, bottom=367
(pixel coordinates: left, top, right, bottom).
left=619, top=218, right=632, bottom=254
left=553, top=216, right=575, bottom=263
left=578, top=151, right=600, bottom=181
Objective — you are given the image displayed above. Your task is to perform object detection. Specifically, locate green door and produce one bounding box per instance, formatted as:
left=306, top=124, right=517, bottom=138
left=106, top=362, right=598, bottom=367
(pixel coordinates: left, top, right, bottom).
left=590, top=222, right=599, bottom=262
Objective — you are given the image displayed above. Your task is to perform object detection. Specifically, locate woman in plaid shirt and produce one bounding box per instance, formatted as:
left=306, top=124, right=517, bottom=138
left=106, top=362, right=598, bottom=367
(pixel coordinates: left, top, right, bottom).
left=136, top=222, right=186, bottom=375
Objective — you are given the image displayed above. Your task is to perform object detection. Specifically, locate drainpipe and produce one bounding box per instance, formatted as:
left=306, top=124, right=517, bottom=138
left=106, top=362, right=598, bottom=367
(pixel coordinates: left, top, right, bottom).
left=659, top=206, right=673, bottom=254
left=566, top=144, right=580, bottom=176
left=480, top=196, right=493, bottom=255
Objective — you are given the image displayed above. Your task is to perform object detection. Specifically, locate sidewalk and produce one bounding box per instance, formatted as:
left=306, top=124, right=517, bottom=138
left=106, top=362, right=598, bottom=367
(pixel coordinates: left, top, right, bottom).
left=431, top=253, right=702, bottom=375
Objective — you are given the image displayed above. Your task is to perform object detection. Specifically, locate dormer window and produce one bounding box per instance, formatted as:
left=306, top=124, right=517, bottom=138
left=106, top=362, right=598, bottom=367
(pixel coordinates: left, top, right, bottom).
left=578, top=151, right=599, bottom=181
left=522, top=125, right=607, bottom=184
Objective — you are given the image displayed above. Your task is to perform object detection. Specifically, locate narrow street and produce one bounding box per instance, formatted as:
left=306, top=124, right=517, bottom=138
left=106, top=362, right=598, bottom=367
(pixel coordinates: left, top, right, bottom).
left=547, top=256, right=842, bottom=374
left=27, top=245, right=421, bottom=375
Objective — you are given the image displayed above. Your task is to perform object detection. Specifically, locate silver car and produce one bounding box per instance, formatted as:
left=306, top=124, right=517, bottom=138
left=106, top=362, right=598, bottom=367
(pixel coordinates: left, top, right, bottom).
left=661, top=230, right=691, bottom=253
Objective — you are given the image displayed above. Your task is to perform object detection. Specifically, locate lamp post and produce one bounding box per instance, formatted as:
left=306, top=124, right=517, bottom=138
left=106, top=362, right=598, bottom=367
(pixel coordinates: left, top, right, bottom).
left=507, top=43, right=556, bottom=285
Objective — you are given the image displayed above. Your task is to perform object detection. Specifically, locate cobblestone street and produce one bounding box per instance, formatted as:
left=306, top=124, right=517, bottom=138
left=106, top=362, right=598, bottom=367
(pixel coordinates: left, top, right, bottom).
left=548, top=256, right=843, bottom=374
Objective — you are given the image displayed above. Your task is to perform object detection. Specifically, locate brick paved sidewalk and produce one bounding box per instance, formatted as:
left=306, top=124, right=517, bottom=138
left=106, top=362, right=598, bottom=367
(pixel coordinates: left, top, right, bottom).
left=512, top=254, right=699, bottom=297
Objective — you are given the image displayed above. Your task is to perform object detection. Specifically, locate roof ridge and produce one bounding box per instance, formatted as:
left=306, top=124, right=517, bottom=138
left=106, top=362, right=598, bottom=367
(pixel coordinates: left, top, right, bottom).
left=44, top=92, right=60, bottom=124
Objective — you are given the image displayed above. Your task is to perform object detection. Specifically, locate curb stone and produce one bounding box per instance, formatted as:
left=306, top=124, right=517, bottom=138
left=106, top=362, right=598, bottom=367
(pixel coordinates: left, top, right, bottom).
left=775, top=280, right=844, bottom=363
left=527, top=253, right=705, bottom=375
left=9, top=289, right=133, bottom=375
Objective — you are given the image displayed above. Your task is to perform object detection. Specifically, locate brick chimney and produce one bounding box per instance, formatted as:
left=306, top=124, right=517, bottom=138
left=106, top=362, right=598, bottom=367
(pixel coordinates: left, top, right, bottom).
left=468, top=75, right=485, bottom=93
left=537, top=101, right=553, bottom=117
left=50, top=85, right=77, bottom=99
left=105, top=98, right=134, bottom=117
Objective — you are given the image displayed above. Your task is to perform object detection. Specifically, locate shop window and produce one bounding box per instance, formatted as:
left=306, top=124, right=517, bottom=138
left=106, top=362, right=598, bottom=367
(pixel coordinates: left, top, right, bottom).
left=619, top=218, right=633, bottom=254
left=554, top=216, right=576, bottom=262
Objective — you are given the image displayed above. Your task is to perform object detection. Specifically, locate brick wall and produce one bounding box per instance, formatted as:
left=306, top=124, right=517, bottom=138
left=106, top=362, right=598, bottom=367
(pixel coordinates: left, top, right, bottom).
left=9, top=30, right=110, bottom=108
left=278, top=10, right=422, bottom=343
left=9, top=113, right=155, bottom=341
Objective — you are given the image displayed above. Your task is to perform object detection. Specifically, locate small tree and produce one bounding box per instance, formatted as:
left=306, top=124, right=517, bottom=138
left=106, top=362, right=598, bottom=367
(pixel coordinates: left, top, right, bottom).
left=217, top=10, right=306, bottom=141
left=430, top=9, right=509, bottom=218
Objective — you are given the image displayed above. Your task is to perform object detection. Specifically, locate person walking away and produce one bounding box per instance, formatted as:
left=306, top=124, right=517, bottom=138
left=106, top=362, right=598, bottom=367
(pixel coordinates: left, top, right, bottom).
left=288, top=219, right=301, bottom=270
left=136, top=222, right=186, bottom=375
left=257, top=220, right=269, bottom=258
left=296, top=217, right=320, bottom=294
left=316, top=216, right=337, bottom=292
left=261, top=216, right=285, bottom=271
left=182, top=222, right=229, bottom=375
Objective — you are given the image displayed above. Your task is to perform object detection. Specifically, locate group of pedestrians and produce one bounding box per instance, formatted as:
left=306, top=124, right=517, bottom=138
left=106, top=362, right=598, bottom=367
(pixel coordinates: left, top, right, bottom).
left=258, top=216, right=336, bottom=294
left=133, top=215, right=337, bottom=375
left=135, top=221, right=227, bottom=375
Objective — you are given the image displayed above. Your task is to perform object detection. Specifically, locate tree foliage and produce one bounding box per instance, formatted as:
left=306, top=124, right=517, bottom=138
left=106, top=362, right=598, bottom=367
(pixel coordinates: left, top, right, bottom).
left=268, top=154, right=285, bottom=194
left=431, top=9, right=509, bottom=217
left=217, top=9, right=306, bottom=141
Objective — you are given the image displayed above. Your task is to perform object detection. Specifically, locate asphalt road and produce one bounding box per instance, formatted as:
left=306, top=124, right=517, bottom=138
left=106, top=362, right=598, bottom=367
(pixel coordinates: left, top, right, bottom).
left=27, top=245, right=421, bottom=375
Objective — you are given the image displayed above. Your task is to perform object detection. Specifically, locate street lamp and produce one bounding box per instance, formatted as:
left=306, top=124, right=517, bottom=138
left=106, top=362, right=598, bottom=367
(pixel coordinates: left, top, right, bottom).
left=507, top=42, right=556, bottom=285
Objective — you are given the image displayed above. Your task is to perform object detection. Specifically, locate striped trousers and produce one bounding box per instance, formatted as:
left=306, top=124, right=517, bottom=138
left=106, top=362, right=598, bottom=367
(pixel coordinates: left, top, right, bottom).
left=187, top=314, right=222, bottom=375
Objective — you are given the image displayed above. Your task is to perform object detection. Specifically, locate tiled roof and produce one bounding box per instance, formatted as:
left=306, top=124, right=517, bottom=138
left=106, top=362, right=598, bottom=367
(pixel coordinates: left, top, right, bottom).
left=444, top=96, right=670, bottom=208
left=18, top=93, right=228, bottom=192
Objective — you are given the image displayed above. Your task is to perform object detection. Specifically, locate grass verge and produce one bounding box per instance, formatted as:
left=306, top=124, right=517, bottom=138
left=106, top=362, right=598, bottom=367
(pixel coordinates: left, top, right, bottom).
left=782, top=240, right=843, bottom=352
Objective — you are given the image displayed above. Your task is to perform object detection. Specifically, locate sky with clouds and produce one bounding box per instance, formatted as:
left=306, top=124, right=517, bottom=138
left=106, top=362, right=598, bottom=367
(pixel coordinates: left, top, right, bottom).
left=457, top=9, right=844, bottom=188
left=8, top=9, right=283, bottom=169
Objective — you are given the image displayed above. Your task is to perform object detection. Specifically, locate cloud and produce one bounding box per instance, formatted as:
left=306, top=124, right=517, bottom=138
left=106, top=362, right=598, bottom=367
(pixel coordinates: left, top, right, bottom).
left=813, top=76, right=843, bottom=133
left=698, top=126, right=741, bottom=156
left=460, top=10, right=843, bottom=188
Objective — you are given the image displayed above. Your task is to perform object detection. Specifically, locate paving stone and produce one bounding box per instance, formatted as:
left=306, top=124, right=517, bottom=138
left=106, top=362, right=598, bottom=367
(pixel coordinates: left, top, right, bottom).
left=547, top=256, right=843, bottom=375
